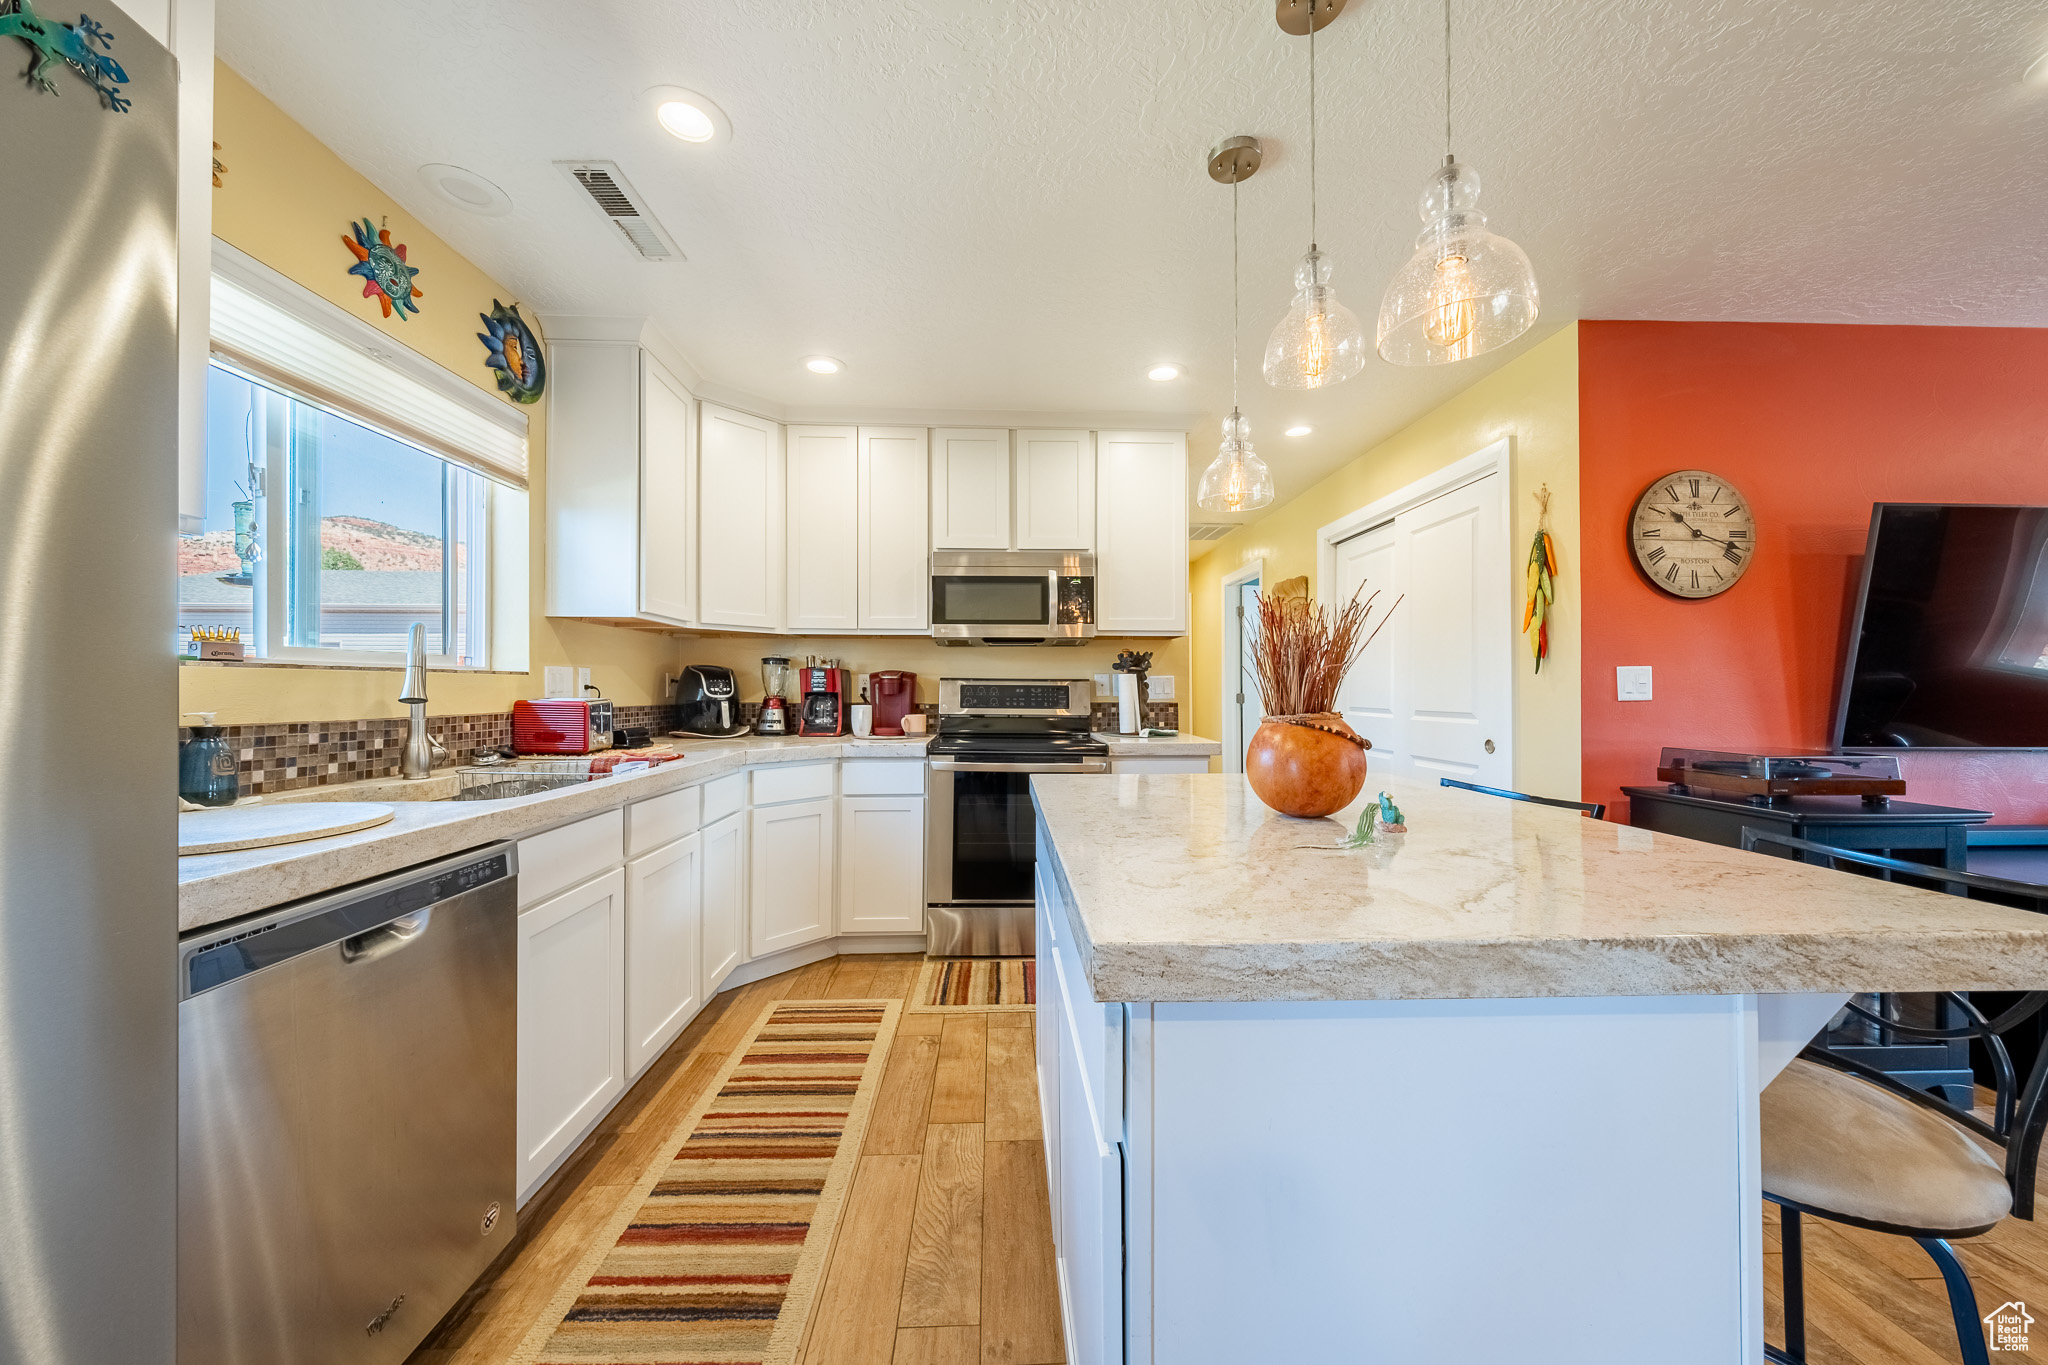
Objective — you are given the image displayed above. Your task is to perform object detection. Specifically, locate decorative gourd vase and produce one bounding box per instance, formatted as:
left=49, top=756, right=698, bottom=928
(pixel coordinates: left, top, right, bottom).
left=1245, top=713, right=1370, bottom=819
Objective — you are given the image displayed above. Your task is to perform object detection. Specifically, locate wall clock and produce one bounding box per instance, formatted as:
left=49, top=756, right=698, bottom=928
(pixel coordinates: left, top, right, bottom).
left=1629, top=469, right=1755, bottom=599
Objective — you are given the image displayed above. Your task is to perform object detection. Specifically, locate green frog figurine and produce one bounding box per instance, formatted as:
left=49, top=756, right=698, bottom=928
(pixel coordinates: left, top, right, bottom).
left=1376, top=791, right=1408, bottom=834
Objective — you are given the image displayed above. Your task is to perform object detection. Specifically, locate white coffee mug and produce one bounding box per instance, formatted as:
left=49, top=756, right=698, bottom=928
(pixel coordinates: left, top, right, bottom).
left=850, top=703, right=873, bottom=738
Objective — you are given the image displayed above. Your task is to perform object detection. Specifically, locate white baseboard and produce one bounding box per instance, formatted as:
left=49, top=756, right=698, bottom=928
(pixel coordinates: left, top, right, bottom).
left=716, top=932, right=928, bottom=993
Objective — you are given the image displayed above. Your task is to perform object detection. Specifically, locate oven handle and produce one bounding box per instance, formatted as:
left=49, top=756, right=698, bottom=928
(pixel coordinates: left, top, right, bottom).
left=928, top=759, right=1110, bottom=774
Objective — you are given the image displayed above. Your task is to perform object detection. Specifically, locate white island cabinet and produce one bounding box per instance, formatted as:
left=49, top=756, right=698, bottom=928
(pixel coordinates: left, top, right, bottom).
left=1031, top=771, right=2048, bottom=1365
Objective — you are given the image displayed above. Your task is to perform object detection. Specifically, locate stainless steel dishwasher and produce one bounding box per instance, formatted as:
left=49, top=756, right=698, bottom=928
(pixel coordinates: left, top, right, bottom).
left=178, top=844, right=518, bottom=1365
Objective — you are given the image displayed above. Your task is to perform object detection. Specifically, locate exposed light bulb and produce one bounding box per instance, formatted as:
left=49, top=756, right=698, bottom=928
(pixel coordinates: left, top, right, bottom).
left=1377, top=158, right=1537, bottom=366
left=1265, top=249, right=1367, bottom=390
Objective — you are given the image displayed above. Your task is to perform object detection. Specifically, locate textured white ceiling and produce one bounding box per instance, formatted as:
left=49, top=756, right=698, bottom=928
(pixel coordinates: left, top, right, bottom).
left=216, top=0, right=2048, bottom=526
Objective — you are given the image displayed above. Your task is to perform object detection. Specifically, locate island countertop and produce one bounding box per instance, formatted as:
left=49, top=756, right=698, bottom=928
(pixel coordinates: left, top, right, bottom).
left=1031, top=771, right=2048, bottom=1002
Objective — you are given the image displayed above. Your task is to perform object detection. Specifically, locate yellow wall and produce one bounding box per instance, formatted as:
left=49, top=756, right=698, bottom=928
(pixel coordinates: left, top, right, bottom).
left=1188, top=324, right=1581, bottom=793
left=667, top=635, right=1191, bottom=711
left=183, top=64, right=678, bottom=724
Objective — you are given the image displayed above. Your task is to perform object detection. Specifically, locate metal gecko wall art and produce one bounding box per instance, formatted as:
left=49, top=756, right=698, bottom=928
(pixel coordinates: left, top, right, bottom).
left=343, top=217, right=423, bottom=321
left=0, top=0, right=132, bottom=111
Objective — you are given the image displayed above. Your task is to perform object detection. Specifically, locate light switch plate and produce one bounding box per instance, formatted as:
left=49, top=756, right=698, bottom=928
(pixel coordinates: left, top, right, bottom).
left=1616, top=666, right=1653, bottom=702
left=1094, top=673, right=1113, bottom=698
left=1149, top=674, right=1176, bottom=700
left=543, top=666, right=573, bottom=699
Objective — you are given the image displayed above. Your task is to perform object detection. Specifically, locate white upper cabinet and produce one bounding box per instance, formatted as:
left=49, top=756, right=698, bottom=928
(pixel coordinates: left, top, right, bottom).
left=699, top=404, right=786, bottom=631
left=1015, top=430, right=1096, bottom=551
left=640, top=360, right=696, bottom=621
left=545, top=342, right=696, bottom=626
left=786, top=426, right=860, bottom=631
left=859, top=427, right=930, bottom=629
left=1095, top=431, right=1189, bottom=634
left=931, top=428, right=1011, bottom=549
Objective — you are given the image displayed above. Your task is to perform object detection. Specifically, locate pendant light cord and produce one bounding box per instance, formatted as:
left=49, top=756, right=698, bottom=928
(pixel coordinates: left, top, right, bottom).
left=1231, top=178, right=1241, bottom=413
left=1443, top=0, right=1453, bottom=159
left=1308, top=2, right=1317, bottom=249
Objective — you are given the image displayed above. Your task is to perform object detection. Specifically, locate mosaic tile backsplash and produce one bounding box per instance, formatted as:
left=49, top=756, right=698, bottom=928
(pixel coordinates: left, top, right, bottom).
left=181, top=699, right=1180, bottom=799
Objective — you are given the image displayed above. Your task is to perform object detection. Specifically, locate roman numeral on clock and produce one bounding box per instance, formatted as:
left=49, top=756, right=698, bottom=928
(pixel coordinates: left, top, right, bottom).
left=1665, top=563, right=1680, bottom=583
left=1728, top=527, right=1748, bottom=539
left=1723, top=545, right=1744, bottom=564
left=1646, top=546, right=1667, bottom=564
left=1689, top=478, right=1700, bottom=498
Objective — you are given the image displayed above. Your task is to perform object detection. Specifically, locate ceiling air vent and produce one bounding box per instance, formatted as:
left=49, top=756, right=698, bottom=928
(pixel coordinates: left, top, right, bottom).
left=1188, top=523, right=1239, bottom=541
left=554, top=160, right=683, bottom=261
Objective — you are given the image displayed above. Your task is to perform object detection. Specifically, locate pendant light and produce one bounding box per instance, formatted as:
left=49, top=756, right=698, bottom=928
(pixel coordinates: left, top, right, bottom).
left=1264, top=0, right=1367, bottom=390
left=1198, top=137, right=1275, bottom=515
left=1377, top=0, right=1539, bottom=365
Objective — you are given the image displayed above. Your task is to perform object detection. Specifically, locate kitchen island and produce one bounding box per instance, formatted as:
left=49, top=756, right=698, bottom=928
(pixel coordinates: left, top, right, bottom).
left=1029, top=771, right=2048, bottom=1364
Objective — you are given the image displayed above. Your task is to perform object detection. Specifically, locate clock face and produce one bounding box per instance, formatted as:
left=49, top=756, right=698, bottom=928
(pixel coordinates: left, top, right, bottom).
left=1629, top=470, right=1756, bottom=599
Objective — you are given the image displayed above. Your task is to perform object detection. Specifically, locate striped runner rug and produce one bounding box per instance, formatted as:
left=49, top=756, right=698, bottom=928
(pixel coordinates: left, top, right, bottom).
left=908, top=957, right=1036, bottom=1013
left=511, top=997, right=900, bottom=1365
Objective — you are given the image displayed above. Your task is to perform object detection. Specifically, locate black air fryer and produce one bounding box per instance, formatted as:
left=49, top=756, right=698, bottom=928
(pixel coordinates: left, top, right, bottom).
left=676, top=665, right=751, bottom=738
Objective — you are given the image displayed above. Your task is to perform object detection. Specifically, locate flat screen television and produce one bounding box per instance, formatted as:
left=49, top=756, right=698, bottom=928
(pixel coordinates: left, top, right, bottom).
left=1835, top=504, right=2048, bottom=750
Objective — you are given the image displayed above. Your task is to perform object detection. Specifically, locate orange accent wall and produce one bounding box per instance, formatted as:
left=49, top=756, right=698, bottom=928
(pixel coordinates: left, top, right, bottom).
left=1579, top=321, right=2048, bottom=822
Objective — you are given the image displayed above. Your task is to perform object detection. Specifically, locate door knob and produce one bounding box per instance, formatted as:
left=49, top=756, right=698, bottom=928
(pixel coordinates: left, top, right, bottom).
left=1484, top=739, right=1496, bottom=754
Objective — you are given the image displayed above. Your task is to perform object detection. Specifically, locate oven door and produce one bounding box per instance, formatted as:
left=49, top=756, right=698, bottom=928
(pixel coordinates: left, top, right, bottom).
left=926, top=759, right=1110, bottom=905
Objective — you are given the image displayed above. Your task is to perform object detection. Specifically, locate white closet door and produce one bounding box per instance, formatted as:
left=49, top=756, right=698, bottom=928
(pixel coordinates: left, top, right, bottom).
left=786, top=426, right=859, bottom=631
left=640, top=358, right=695, bottom=623
left=1333, top=473, right=1510, bottom=785
left=698, top=404, right=785, bottom=630
left=859, top=427, right=930, bottom=629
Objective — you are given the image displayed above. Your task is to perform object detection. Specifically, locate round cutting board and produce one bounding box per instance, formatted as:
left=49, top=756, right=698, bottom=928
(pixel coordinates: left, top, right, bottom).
left=179, top=802, right=396, bottom=856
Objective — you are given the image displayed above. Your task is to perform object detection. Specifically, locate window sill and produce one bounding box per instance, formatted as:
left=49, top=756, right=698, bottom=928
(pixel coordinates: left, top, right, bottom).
left=179, top=658, right=530, bottom=676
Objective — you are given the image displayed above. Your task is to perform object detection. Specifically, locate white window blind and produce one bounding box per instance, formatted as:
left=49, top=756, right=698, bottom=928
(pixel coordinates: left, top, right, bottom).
left=208, top=239, right=528, bottom=487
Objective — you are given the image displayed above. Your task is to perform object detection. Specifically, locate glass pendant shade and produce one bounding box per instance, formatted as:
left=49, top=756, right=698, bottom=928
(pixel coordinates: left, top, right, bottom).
left=1196, top=409, right=1274, bottom=513
left=1264, top=248, right=1368, bottom=390
left=1377, top=158, right=1538, bottom=366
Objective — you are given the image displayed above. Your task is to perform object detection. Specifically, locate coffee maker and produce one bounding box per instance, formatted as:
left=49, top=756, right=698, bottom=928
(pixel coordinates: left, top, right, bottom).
left=870, top=670, right=918, bottom=736
left=675, top=664, right=751, bottom=738
left=757, top=656, right=792, bottom=736
left=797, top=666, right=851, bottom=736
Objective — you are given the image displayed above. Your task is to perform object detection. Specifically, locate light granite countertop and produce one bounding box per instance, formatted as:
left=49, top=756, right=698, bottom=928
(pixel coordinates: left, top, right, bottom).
left=1094, top=731, right=1222, bottom=758
left=177, top=735, right=925, bottom=935
left=1032, top=771, right=2048, bottom=1003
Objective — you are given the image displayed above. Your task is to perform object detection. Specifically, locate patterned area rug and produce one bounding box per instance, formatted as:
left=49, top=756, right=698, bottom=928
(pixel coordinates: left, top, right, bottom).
left=908, top=957, right=1037, bottom=1013
left=511, top=998, right=900, bottom=1365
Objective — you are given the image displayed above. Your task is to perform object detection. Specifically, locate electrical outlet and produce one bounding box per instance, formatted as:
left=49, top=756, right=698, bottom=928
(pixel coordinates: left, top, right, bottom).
left=577, top=668, right=593, bottom=696
left=1094, top=673, right=1113, bottom=698
left=543, top=666, right=573, bottom=698
left=663, top=672, right=680, bottom=702
left=1149, top=674, right=1176, bottom=700
left=1616, top=666, right=1653, bottom=702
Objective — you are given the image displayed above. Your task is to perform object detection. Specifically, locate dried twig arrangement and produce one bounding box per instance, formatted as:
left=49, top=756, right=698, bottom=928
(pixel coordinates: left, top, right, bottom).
left=1250, top=586, right=1400, bottom=718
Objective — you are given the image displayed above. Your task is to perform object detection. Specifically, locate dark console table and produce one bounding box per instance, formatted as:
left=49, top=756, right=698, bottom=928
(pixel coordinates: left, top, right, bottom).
left=1626, top=785, right=1994, bottom=1106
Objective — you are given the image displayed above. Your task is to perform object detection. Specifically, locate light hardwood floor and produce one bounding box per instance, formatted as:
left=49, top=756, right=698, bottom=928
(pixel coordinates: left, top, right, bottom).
left=407, top=953, right=1064, bottom=1365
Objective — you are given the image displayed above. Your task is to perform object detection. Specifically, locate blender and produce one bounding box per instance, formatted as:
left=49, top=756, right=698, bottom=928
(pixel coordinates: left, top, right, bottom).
left=757, top=656, right=792, bottom=735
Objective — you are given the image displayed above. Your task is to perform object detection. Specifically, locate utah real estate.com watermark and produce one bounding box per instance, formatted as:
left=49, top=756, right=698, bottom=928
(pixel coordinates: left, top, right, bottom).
left=1987, top=1301, right=2034, bottom=1352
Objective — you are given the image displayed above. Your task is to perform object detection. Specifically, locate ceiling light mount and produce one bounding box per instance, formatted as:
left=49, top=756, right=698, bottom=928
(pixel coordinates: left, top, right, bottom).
left=642, top=85, right=732, bottom=144
left=417, top=163, right=513, bottom=217
left=804, top=356, right=844, bottom=375
left=1276, top=0, right=1345, bottom=38
left=1147, top=364, right=1182, bottom=381
left=1207, top=135, right=1263, bottom=185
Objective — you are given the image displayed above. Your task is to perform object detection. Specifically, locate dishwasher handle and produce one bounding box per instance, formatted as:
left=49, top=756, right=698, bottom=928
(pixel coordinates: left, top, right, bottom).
left=340, top=908, right=432, bottom=965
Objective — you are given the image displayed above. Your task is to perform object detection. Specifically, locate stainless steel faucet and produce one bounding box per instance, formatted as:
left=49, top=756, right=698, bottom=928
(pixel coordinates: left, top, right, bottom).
left=398, top=623, right=448, bottom=780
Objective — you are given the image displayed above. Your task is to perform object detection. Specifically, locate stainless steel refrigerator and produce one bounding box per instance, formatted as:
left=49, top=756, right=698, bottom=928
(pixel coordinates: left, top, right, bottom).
left=0, top=4, right=178, bottom=1362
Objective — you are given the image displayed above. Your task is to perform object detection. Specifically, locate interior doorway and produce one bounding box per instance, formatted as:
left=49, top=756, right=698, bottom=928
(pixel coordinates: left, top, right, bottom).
left=1218, top=558, right=1264, bottom=773
left=1318, top=440, right=1514, bottom=786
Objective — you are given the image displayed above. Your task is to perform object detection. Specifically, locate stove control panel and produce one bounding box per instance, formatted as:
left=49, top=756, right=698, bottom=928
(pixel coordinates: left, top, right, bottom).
left=940, top=678, right=1089, bottom=716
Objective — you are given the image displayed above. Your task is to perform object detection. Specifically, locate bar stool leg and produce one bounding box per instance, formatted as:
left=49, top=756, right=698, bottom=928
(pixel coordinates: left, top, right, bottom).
left=1915, top=1237, right=1991, bottom=1365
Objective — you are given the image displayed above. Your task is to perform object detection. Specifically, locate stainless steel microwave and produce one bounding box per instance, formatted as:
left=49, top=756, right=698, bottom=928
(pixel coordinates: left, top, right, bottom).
left=930, top=551, right=1096, bottom=644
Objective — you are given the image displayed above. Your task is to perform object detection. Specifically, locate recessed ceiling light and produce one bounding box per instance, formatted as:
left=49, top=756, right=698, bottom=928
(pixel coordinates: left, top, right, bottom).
left=643, top=86, right=731, bottom=144
left=416, top=163, right=513, bottom=217
left=1285, top=424, right=1313, bottom=436
left=1147, top=364, right=1182, bottom=381
left=804, top=356, right=844, bottom=375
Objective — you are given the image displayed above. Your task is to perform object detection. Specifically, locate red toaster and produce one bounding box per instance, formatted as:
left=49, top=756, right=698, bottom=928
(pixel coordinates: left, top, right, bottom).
left=513, top=698, right=615, bottom=754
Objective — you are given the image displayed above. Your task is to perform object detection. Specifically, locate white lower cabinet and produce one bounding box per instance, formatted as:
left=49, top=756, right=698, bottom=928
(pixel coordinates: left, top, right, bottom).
left=749, top=797, right=836, bottom=956
left=517, top=868, right=626, bottom=1200
left=701, top=811, right=747, bottom=999
left=624, top=833, right=703, bottom=1080
left=837, top=795, right=925, bottom=934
